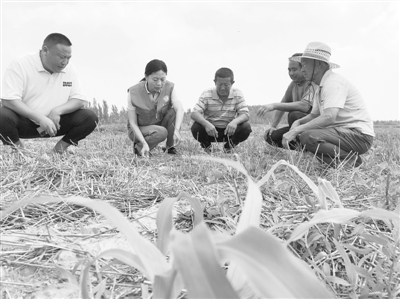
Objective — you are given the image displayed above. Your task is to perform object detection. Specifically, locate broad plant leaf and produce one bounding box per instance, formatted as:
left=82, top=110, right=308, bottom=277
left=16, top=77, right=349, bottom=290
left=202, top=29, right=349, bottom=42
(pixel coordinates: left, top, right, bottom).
left=318, top=178, right=344, bottom=208
left=170, top=223, right=239, bottom=299
left=153, top=268, right=184, bottom=299
left=193, top=157, right=264, bottom=295
left=193, top=156, right=249, bottom=176
left=287, top=207, right=400, bottom=243
left=0, top=196, right=169, bottom=281
left=217, top=226, right=333, bottom=298
left=81, top=249, right=152, bottom=299
left=332, top=238, right=357, bottom=286
left=257, top=160, right=319, bottom=197
left=156, top=192, right=204, bottom=255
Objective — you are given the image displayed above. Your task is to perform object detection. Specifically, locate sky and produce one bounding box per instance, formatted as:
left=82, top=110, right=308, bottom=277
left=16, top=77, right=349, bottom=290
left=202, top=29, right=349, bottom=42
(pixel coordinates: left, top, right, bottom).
left=1, top=0, right=399, bottom=121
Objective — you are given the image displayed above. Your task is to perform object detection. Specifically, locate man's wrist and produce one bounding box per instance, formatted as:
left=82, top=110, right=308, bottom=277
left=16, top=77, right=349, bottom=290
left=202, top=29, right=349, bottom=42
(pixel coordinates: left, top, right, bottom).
left=230, top=119, right=239, bottom=125
left=50, top=107, right=61, bottom=115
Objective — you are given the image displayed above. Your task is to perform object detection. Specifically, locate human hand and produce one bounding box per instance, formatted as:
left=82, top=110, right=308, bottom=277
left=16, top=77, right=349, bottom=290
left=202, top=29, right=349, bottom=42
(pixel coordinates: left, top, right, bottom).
left=224, top=121, right=237, bottom=136
left=140, top=143, right=150, bottom=157
left=38, top=116, right=58, bottom=137
left=173, top=129, right=182, bottom=146
left=48, top=109, right=61, bottom=130
left=290, top=120, right=300, bottom=130
left=263, top=126, right=276, bottom=142
left=205, top=123, right=218, bottom=138
left=282, top=129, right=299, bottom=149
left=257, top=104, right=274, bottom=117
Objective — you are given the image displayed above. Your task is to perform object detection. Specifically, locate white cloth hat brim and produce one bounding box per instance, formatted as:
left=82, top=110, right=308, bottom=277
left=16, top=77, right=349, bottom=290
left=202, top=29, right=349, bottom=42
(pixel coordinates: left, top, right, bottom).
left=290, top=55, right=340, bottom=69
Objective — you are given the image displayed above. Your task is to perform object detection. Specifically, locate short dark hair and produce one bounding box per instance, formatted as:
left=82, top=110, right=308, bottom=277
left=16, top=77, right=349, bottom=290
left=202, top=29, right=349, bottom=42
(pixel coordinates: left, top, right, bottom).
left=43, top=33, right=72, bottom=48
left=290, top=53, right=303, bottom=67
left=291, top=53, right=303, bottom=57
left=214, top=67, right=234, bottom=82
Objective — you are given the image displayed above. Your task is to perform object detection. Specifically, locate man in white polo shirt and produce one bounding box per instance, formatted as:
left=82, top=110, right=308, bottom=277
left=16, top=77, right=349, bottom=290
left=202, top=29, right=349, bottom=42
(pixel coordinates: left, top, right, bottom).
left=282, top=42, right=374, bottom=167
left=0, top=33, right=98, bottom=154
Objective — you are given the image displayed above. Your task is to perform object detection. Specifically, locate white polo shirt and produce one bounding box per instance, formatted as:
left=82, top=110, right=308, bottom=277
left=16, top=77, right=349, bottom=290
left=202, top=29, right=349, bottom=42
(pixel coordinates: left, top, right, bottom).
left=311, top=69, right=375, bottom=137
left=1, top=51, right=86, bottom=117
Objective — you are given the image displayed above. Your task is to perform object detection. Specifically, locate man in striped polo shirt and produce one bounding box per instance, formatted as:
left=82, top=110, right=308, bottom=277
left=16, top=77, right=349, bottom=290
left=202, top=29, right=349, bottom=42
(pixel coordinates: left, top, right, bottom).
left=191, top=67, right=252, bottom=153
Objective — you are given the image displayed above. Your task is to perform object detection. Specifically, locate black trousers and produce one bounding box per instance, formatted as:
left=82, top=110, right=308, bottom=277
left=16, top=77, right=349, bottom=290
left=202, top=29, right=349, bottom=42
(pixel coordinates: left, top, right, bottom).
left=0, top=106, right=98, bottom=146
left=265, top=111, right=308, bottom=149
left=191, top=121, right=252, bottom=149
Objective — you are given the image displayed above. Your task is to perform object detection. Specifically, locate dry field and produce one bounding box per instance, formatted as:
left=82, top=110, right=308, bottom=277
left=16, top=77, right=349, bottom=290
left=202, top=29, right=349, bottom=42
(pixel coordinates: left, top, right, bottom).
left=0, top=122, right=399, bottom=298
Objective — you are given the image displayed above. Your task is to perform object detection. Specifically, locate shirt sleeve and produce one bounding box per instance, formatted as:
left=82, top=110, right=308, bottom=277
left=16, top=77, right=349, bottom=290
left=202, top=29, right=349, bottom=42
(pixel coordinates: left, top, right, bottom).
left=300, top=83, right=315, bottom=107
left=171, top=87, right=180, bottom=108
left=234, top=90, right=249, bottom=116
left=310, top=89, right=321, bottom=115
left=322, top=81, right=347, bottom=110
left=127, top=92, right=135, bottom=111
left=1, top=60, right=24, bottom=101
left=193, top=91, right=207, bottom=114
left=282, top=82, right=294, bottom=103
left=68, top=65, right=86, bottom=102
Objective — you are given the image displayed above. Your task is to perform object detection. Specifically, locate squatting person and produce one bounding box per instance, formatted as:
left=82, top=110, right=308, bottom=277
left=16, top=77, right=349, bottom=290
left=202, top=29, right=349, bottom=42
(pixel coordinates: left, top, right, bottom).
left=0, top=33, right=98, bottom=154
left=283, top=42, right=374, bottom=167
left=127, top=59, right=184, bottom=157
left=257, top=53, right=316, bottom=149
left=191, top=67, right=252, bottom=153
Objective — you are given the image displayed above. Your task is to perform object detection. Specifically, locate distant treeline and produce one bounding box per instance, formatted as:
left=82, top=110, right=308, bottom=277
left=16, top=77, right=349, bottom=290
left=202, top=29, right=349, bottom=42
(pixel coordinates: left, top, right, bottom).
left=87, top=99, right=400, bottom=127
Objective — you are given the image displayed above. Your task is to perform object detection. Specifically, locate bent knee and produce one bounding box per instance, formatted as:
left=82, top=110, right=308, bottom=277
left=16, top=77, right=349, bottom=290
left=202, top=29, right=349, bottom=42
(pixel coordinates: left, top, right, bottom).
left=299, top=130, right=324, bottom=146
left=239, top=122, right=252, bottom=134
left=156, top=127, right=168, bottom=139
left=83, top=109, right=99, bottom=123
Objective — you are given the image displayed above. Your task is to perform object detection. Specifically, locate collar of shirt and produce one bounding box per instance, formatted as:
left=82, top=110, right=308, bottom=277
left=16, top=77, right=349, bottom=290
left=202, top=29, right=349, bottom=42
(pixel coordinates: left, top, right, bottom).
left=319, top=69, right=333, bottom=88
left=144, top=80, right=161, bottom=102
left=35, top=50, right=67, bottom=74
left=211, top=87, right=234, bottom=101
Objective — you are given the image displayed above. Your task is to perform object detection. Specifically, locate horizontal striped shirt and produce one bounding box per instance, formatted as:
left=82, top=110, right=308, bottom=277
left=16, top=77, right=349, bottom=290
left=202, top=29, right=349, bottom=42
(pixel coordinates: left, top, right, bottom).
left=193, top=87, right=249, bottom=128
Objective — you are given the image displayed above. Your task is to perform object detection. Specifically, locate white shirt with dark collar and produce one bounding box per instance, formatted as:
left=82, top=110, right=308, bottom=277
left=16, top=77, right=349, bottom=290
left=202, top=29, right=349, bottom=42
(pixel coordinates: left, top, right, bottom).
left=311, top=69, right=375, bottom=137
left=1, top=50, right=86, bottom=116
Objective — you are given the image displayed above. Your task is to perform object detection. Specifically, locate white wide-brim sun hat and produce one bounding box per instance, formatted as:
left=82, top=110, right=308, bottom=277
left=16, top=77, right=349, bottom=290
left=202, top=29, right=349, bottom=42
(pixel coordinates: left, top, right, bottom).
left=290, top=42, right=340, bottom=69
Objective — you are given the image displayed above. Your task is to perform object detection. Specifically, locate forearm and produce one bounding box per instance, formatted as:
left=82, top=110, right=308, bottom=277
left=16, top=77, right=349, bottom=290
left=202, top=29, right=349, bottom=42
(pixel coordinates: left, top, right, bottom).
left=173, top=105, right=184, bottom=131
left=292, top=114, right=334, bottom=134
left=2, top=100, right=46, bottom=123
left=127, top=111, right=147, bottom=144
left=51, top=99, right=85, bottom=115
left=271, top=110, right=285, bottom=127
left=232, top=113, right=249, bottom=125
left=272, top=101, right=310, bottom=113
left=191, top=111, right=212, bottom=127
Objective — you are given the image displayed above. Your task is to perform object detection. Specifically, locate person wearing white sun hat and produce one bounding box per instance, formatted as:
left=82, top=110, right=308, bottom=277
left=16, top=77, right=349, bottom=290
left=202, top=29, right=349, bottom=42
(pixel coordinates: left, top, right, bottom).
left=282, top=42, right=374, bottom=167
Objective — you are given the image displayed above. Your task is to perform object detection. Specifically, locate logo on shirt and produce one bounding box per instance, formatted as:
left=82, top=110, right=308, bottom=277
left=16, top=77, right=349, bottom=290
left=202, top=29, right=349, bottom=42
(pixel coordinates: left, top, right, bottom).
left=63, top=81, right=72, bottom=87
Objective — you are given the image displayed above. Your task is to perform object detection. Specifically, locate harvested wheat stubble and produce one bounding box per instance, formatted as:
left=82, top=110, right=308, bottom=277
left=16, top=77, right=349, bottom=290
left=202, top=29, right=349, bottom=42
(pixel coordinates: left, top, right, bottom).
left=1, top=124, right=399, bottom=298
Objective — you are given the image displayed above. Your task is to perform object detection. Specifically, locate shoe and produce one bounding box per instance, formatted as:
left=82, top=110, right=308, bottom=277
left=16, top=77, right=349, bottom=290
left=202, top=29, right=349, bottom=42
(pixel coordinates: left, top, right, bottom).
left=223, top=147, right=233, bottom=154
left=354, top=156, right=363, bottom=167
left=162, top=146, right=178, bottom=155
left=203, top=146, right=212, bottom=154
left=354, top=155, right=363, bottom=167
